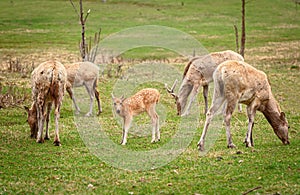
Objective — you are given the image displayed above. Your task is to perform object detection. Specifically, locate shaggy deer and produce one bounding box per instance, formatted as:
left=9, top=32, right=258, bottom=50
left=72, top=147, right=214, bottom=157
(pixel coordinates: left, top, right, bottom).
left=25, top=61, right=67, bottom=146
left=111, top=88, right=160, bottom=145
left=197, top=60, right=290, bottom=151
left=64, top=61, right=102, bottom=116
left=166, top=50, right=244, bottom=116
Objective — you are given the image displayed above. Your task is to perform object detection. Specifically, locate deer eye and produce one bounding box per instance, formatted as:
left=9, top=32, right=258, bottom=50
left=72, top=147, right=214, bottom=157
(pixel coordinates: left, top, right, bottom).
left=113, top=103, right=116, bottom=106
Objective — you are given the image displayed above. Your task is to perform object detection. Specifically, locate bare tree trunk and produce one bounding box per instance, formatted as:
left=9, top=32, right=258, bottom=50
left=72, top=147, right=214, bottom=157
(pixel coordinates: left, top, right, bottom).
left=79, top=0, right=86, bottom=61
left=240, top=0, right=246, bottom=58
left=70, top=0, right=90, bottom=61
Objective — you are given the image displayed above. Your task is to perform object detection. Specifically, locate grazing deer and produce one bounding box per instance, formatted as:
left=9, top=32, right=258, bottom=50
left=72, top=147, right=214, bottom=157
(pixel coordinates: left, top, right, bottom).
left=111, top=88, right=160, bottom=145
left=166, top=50, right=244, bottom=116
left=197, top=60, right=290, bottom=151
left=25, top=61, right=67, bottom=146
left=64, top=61, right=102, bottom=116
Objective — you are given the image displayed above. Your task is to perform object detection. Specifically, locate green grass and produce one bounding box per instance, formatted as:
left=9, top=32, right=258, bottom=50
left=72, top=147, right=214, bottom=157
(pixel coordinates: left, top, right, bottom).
left=0, top=0, right=300, bottom=194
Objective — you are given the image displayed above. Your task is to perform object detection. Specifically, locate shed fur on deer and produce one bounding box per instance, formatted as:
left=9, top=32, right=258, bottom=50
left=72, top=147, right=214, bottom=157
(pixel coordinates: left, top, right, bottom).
left=64, top=61, right=102, bottom=116
left=111, top=88, right=160, bottom=145
left=197, top=60, right=290, bottom=151
left=25, top=61, right=67, bottom=146
left=166, top=50, right=244, bottom=116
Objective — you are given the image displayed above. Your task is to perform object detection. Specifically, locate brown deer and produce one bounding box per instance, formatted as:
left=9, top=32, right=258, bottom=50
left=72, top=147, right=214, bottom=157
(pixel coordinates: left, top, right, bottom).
left=197, top=60, right=290, bottom=151
left=25, top=61, right=67, bottom=146
left=166, top=50, right=244, bottom=116
left=64, top=61, right=102, bottom=116
left=111, top=88, right=160, bottom=145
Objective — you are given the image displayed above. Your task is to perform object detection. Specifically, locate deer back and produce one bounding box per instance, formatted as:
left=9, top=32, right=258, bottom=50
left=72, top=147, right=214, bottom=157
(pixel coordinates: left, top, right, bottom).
left=65, top=61, right=99, bottom=87
left=124, top=88, right=160, bottom=115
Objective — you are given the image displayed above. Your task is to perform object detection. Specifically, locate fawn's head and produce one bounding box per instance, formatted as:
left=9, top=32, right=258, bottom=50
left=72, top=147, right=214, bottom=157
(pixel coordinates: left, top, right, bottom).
left=111, top=94, right=126, bottom=115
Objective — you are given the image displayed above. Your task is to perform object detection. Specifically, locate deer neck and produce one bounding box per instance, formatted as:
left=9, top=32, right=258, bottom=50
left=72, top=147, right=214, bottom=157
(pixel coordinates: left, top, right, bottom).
left=260, top=95, right=282, bottom=131
left=177, top=80, right=193, bottom=112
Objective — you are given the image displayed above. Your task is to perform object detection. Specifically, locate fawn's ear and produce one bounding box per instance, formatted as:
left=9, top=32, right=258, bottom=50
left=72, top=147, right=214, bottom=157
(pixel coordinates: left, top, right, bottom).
left=121, top=95, right=126, bottom=102
left=111, top=93, right=115, bottom=99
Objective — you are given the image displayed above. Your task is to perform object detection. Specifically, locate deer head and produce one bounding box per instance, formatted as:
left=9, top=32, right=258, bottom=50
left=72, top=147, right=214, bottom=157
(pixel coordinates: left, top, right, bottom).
left=165, top=79, right=182, bottom=115
left=274, top=112, right=290, bottom=145
left=24, top=103, right=38, bottom=139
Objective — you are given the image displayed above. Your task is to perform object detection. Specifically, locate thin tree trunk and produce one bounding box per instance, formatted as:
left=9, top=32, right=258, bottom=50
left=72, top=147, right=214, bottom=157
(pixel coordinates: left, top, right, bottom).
left=240, top=0, right=246, bottom=58
left=80, top=0, right=86, bottom=61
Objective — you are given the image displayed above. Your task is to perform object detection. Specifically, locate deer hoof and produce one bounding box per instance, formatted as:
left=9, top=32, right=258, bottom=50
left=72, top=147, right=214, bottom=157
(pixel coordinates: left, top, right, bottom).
left=36, top=138, right=44, bottom=143
left=197, top=142, right=205, bottom=151
left=53, top=140, right=61, bottom=146
left=85, top=112, right=92, bottom=117
left=97, top=109, right=103, bottom=115
left=181, top=113, right=189, bottom=117
left=245, top=141, right=253, bottom=148
left=75, top=110, right=80, bottom=115
left=227, top=143, right=236, bottom=149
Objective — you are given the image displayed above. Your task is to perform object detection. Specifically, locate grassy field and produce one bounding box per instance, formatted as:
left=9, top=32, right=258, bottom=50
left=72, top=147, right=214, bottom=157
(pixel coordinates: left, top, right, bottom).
left=0, top=0, right=300, bottom=194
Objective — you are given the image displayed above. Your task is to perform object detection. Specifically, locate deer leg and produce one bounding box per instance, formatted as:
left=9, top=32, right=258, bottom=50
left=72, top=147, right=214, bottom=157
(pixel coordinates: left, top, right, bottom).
left=66, top=86, right=80, bottom=114
left=84, top=81, right=95, bottom=117
left=44, top=102, right=52, bottom=140
left=53, top=100, right=61, bottom=146
left=203, top=85, right=209, bottom=114
left=94, top=88, right=102, bottom=115
left=121, top=116, right=132, bottom=145
left=156, top=112, right=160, bottom=142
left=36, top=102, right=45, bottom=143
left=181, top=84, right=200, bottom=116
left=148, top=105, right=160, bottom=143
left=245, top=102, right=258, bottom=147
left=197, top=96, right=225, bottom=151
left=224, top=99, right=237, bottom=149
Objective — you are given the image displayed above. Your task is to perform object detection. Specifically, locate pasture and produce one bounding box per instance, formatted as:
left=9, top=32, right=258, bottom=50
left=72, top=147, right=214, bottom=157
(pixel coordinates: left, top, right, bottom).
left=0, top=0, right=299, bottom=194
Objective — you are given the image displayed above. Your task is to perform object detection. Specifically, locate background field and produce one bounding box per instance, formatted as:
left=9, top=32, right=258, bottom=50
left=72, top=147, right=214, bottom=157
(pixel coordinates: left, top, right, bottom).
left=0, top=0, right=299, bottom=194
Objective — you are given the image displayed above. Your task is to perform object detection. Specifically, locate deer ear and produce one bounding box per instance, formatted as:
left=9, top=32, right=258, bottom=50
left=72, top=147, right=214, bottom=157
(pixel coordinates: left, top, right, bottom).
left=24, top=106, right=29, bottom=113
left=280, top=112, right=286, bottom=120
left=121, top=95, right=126, bottom=102
left=111, top=93, right=115, bottom=99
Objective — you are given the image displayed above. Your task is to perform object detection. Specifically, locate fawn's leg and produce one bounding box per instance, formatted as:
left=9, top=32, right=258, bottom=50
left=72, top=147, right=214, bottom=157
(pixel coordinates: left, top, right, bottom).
left=121, top=116, right=132, bottom=145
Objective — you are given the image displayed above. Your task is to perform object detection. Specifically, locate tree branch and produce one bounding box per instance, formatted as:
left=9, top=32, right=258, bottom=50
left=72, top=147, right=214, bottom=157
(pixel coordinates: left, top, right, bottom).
left=84, top=9, right=91, bottom=23
left=69, top=0, right=79, bottom=17
left=233, top=24, right=239, bottom=54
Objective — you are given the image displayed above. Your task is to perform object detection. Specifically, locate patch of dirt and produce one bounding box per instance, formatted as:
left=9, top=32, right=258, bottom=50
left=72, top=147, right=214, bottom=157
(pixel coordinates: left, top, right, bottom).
left=245, top=40, right=300, bottom=68
left=0, top=49, right=81, bottom=72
